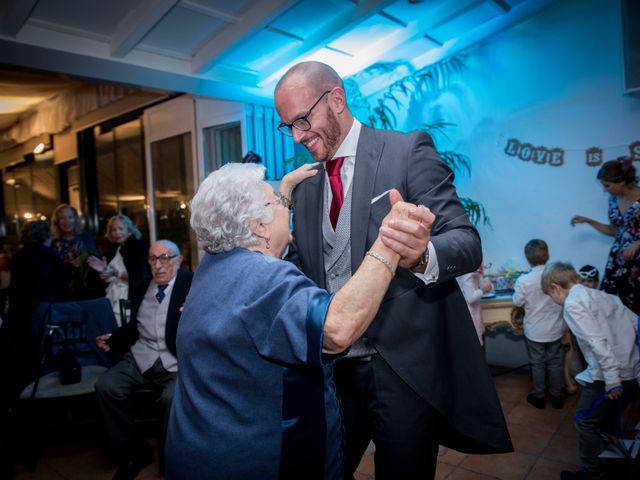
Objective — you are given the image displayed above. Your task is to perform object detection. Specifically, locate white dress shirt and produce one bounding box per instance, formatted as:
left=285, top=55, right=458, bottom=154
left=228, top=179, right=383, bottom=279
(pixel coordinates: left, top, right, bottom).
left=564, top=283, right=640, bottom=386
left=130, top=276, right=178, bottom=373
left=327, top=118, right=439, bottom=284
left=512, top=265, right=564, bottom=342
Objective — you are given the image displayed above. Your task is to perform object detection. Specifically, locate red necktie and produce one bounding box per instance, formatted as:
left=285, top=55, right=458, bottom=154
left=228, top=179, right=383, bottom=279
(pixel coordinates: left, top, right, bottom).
left=326, top=157, right=345, bottom=230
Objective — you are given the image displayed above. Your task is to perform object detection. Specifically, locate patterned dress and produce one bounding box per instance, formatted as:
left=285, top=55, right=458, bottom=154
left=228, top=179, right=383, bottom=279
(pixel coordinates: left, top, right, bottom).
left=600, top=196, right=640, bottom=314
left=51, top=232, right=100, bottom=300
left=51, top=232, right=96, bottom=265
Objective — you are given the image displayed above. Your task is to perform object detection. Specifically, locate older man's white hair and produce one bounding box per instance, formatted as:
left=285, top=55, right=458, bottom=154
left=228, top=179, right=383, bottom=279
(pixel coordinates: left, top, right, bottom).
left=190, top=163, right=273, bottom=253
left=153, top=239, right=181, bottom=255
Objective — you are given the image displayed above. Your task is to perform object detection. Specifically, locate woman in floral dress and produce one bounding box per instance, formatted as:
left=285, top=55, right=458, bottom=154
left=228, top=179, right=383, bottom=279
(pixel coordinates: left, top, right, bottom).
left=51, top=203, right=101, bottom=299
left=571, top=158, right=640, bottom=314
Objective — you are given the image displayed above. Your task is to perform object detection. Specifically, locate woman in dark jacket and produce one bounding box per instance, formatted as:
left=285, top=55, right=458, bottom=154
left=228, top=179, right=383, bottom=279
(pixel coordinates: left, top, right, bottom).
left=88, top=215, right=148, bottom=326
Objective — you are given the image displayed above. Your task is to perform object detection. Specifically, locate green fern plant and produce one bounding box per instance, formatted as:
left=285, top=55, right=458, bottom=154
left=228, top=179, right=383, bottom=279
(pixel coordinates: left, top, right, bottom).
left=345, top=57, right=491, bottom=227
left=283, top=56, right=490, bottom=227
left=284, top=151, right=313, bottom=169
left=461, top=198, right=490, bottom=227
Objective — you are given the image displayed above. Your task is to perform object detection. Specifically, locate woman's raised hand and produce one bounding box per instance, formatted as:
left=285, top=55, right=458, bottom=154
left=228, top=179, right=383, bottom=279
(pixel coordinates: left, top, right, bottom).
left=279, top=163, right=320, bottom=199
left=87, top=255, right=108, bottom=273
left=570, top=215, right=590, bottom=226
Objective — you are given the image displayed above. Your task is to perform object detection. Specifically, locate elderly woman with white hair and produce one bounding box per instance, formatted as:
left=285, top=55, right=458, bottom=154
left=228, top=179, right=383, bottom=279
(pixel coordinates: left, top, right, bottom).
left=165, top=163, right=428, bottom=480
left=88, top=215, right=148, bottom=325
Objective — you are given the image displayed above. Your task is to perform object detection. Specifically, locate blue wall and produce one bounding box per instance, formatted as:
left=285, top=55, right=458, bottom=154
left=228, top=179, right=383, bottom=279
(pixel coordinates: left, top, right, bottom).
left=356, top=0, right=639, bottom=275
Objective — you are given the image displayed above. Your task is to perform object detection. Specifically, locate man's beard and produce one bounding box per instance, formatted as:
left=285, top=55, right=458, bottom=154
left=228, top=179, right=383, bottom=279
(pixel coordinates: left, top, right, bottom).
left=311, top=107, right=341, bottom=163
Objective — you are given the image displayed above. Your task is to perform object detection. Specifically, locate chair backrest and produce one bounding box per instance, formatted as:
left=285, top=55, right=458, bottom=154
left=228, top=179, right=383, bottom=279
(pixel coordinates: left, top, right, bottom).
left=32, top=298, right=118, bottom=374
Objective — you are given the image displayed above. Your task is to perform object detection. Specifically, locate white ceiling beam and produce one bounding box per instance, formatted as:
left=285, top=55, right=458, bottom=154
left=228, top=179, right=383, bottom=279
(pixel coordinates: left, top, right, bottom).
left=412, top=0, right=560, bottom=73
left=110, top=0, right=179, bottom=58
left=191, top=0, right=297, bottom=74
left=347, top=0, right=480, bottom=74
left=0, top=37, right=271, bottom=105
left=180, top=0, right=238, bottom=23
left=0, top=0, right=39, bottom=37
left=257, top=0, right=397, bottom=85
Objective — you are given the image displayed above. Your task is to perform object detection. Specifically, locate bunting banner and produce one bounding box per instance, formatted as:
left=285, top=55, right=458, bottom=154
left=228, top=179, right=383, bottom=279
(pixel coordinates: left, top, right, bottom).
left=504, top=138, right=640, bottom=167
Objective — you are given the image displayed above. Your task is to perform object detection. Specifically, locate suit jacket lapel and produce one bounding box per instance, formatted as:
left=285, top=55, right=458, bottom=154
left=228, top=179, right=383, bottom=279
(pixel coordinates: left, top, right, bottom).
left=351, top=126, right=383, bottom=272
left=165, top=269, right=192, bottom=353
left=303, top=166, right=326, bottom=286
left=129, top=276, right=150, bottom=323
left=166, top=270, right=186, bottom=329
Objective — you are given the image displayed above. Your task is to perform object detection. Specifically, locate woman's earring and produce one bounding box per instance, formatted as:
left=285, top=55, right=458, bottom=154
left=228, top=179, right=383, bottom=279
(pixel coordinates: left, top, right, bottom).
left=266, top=235, right=271, bottom=250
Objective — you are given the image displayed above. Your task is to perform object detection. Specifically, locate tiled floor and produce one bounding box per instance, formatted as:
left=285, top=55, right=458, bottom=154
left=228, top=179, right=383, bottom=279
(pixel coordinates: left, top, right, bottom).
left=354, top=367, right=584, bottom=480
left=8, top=368, right=629, bottom=479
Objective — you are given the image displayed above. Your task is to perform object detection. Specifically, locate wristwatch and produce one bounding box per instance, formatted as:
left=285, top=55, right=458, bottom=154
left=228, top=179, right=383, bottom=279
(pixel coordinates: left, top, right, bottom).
left=410, top=248, right=429, bottom=273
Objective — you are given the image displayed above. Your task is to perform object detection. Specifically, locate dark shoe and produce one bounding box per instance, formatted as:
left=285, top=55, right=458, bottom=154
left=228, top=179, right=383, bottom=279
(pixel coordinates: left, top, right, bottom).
left=550, top=394, right=564, bottom=409
left=526, top=394, right=546, bottom=409
left=113, top=446, right=153, bottom=480
left=560, top=470, right=584, bottom=480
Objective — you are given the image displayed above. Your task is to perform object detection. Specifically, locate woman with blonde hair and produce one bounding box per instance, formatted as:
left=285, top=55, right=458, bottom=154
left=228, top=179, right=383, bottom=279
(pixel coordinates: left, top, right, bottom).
left=88, top=215, right=148, bottom=325
left=50, top=203, right=100, bottom=299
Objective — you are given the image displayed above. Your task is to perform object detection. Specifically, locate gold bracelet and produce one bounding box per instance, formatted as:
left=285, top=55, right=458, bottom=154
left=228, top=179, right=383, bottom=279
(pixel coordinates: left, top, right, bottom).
left=365, top=250, right=395, bottom=276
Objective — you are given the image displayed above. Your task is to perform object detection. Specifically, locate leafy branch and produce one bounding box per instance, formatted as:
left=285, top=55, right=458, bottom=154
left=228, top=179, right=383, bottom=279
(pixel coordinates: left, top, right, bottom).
left=346, top=56, right=490, bottom=227
left=283, top=152, right=312, bottom=169
left=461, top=197, right=491, bottom=227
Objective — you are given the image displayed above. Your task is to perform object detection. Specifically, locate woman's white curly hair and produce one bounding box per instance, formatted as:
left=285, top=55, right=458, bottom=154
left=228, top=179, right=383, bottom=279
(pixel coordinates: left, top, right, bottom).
left=190, top=163, right=274, bottom=253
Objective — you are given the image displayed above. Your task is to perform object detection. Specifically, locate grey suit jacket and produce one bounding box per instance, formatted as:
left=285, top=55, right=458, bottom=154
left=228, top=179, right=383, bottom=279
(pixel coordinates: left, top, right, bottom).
left=287, top=125, right=512, bottom=453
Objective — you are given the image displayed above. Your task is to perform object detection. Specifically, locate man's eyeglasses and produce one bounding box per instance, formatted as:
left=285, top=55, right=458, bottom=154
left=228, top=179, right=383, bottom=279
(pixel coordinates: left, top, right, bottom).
left=265, top=191, right=292, bottom=210
left=148, top=254, right=178, bottom=265
left=277, top=90, right=331, bottom=137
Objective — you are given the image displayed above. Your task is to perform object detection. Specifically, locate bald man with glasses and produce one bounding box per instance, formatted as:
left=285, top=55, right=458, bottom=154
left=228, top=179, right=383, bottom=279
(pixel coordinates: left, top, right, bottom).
left=95, top=240, right=193, bottom=480
left=275, top=62, right=512, bottom=479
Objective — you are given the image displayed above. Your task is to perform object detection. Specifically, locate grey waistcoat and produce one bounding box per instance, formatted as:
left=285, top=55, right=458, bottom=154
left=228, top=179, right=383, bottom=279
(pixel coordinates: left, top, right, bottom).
left=322, top=182, right=376, bottom=358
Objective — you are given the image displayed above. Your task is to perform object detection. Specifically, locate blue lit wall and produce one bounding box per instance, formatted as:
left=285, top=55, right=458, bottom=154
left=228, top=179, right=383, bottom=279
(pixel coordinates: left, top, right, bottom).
left=245, top=103, right=295, bottom=181
left=354, top=0, right=639, bottom=275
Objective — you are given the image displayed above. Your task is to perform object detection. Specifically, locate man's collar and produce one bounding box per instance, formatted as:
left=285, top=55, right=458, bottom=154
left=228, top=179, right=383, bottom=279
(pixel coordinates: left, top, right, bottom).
left=332, top=118, right=361, bottom=159
left=154, top=274, right=177, bottom=289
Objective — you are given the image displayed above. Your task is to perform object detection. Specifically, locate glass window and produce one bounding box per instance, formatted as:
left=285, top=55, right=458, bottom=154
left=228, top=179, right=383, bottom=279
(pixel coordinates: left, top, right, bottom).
left=66, top=163, right=82, bottom=214
left=151, top=133, right=194, bottom=269
left=2, top=155, right=59, bottom=240
left=203, top=122, right=242, bottom=174
left=95, top=118, right=147, bottom=237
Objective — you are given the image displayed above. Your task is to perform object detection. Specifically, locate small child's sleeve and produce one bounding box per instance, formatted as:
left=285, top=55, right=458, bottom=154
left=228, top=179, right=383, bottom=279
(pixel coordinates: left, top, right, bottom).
left=512, top=277, right=525, bottom=307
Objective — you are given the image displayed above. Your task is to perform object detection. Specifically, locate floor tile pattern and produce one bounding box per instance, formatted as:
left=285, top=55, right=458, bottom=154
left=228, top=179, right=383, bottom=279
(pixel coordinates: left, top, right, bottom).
left=14, top=368, right=635, bottom=479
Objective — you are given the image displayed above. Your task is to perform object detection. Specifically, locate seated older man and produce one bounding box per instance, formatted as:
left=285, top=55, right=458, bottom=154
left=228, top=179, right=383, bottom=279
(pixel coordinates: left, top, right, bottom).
left=95, top=240, right=192, bottom=480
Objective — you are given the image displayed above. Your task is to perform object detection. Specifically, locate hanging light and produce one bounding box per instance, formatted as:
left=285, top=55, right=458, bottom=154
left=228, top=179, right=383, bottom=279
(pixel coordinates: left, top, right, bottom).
left=32, top=134, right=53, bottom=154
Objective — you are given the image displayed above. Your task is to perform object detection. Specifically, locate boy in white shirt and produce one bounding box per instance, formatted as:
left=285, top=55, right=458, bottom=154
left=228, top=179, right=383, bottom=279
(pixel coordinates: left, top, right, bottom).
left=512, top=239, right=565, bottom=409
left=541, top=261, right=639, bottom=480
